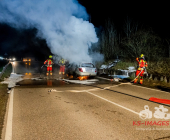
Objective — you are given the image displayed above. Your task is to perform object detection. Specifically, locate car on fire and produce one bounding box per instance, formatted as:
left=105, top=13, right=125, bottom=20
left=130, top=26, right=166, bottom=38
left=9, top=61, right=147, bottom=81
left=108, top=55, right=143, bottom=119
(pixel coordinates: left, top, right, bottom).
left=66, top=62, right=97, bottom=78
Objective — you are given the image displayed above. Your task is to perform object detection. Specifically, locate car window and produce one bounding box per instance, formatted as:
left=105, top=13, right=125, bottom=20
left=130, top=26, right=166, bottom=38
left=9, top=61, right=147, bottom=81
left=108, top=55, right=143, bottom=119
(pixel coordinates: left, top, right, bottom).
left=81, top=63, right=94, bottom=68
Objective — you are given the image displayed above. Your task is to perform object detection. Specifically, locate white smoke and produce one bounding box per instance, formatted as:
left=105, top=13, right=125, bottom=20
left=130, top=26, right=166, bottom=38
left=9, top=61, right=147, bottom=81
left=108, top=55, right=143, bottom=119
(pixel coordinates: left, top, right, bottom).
left=0, top=0, right=99, bottom=64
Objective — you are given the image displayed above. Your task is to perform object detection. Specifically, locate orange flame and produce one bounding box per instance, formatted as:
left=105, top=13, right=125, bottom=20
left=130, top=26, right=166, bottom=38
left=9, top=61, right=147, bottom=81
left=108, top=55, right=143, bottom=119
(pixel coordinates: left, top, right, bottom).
left=69, top=75, right=73, bottom=79
left=78, top=76, right=89, bottom=80
left=47, top=80, right=52, bottom=86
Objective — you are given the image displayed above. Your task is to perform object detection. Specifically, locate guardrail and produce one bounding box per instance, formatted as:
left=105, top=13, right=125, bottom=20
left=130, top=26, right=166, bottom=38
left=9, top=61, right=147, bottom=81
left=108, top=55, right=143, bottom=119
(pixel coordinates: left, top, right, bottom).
left=98, top=68, right=169, bottom=83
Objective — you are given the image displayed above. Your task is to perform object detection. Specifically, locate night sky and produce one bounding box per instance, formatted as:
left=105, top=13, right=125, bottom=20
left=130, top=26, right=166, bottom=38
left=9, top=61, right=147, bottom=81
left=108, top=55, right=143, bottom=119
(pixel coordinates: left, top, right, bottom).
left=0, top=1, right=170, bottom=60
left=78, top=0, right=170, bottom=37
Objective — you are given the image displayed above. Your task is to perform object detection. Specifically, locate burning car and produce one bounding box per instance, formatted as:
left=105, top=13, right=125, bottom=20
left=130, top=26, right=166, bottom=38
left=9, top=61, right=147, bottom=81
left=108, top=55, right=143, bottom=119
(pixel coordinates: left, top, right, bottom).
left=66, top=62, right=97, bottom=79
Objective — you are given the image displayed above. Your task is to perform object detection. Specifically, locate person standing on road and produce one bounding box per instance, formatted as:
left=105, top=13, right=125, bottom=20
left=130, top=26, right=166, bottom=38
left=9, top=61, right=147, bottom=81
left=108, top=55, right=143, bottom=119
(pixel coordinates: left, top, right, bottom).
left=59, top=58, right=66, bottom=75
left=44, top=55, right=54, bottom=76
left=134, top=54, right=148, bottom=84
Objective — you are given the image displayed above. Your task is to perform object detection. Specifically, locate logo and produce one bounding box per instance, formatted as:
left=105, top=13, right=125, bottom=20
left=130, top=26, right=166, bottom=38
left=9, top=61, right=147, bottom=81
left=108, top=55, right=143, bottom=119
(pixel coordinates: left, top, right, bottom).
left=139, top=105, right=170, bottom=120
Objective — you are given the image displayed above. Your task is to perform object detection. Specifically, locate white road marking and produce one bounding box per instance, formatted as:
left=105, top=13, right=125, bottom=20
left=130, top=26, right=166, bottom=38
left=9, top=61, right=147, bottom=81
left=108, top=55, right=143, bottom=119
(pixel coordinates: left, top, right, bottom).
left=5, top=89, right=14, bottom=140
left=103, top=85, right=120, bottom=89
left=67, top=90, right=84, bottom=93
left=130, top=84, right=170, bottom=94
left=97, top=76, right=170, bottom=94
left=62, top=79, right=95, bottom=84
left=85, top=90, right=140, bottom=116
left=67, top=88, right=101, bottom=93
left=66, top=86, right=141, bottom=116
left=67, top=85, right=120, bottom=93
left=47, top=88, right=65, bottom=92
left=87, top=88, right=101, bottom=91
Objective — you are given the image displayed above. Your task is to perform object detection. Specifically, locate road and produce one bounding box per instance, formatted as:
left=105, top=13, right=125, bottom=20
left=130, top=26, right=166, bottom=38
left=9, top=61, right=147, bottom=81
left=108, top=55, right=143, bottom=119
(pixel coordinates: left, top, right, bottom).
left=4, top=61, right=170, bottom=140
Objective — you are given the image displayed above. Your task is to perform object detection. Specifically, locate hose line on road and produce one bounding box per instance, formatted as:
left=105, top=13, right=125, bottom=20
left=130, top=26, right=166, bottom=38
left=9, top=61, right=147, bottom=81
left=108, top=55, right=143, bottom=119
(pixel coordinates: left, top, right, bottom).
left=62, top=79, right=170, bottom=107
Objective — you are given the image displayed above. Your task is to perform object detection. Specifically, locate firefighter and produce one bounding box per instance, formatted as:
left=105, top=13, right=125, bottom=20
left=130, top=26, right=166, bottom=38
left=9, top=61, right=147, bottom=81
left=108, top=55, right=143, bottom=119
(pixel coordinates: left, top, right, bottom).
left=44, top=55, right=54, bottom=76
left=134, top=54, right=148, bottom=84
left=59, top=58, right=66, bottom=75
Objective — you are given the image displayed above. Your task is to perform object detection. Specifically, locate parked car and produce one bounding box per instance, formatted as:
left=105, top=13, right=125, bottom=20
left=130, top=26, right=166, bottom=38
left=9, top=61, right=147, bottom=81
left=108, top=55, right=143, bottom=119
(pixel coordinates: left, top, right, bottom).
left=66, top=62, right=97, bottom=78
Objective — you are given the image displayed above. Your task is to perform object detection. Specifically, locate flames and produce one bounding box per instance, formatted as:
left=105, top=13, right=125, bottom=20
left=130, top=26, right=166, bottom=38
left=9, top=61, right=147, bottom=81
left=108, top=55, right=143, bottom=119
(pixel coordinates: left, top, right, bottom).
left=78, top=76, right=89, bottom=80
left=66, top=74, right=89, bottom=80
left=66, top=74, right=73, bottom=79
left=69, top=75, right=73, bottom=79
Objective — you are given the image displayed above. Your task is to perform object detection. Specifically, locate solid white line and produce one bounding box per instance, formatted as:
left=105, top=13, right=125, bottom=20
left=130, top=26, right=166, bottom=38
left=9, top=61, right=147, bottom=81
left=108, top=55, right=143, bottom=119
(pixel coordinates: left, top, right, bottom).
left=85, top=90, right=140, bottom=116
left=97, top=76, right=170, bottom=94
left=130, top=84, right=170, bottom=94
left=5, top=89, right=14, bottom=140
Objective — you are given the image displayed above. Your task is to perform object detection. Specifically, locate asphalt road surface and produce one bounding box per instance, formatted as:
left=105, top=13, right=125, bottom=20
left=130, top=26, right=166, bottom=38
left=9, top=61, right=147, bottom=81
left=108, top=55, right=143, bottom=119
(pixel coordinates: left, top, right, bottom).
left=5, top=61, right=170, bottom=140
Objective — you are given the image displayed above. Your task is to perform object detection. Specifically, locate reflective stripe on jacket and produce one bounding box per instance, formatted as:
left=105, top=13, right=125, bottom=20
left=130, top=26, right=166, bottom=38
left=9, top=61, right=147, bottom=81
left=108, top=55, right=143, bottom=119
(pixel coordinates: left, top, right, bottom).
left=59, top=59, right=66, bottom=65
left=44, top=59, right=54, bottom=67
left=136, top=57, right=148, bottom=70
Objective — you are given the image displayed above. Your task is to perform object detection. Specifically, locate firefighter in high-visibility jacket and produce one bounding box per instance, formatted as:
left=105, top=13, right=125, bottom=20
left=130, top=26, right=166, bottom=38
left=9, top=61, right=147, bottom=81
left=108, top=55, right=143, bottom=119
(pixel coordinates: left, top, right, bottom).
left=44, top=55, right=54, bottom=76
left=59, top=58, right=66, bottom=75
left=134, top=54, right=148, bottom=84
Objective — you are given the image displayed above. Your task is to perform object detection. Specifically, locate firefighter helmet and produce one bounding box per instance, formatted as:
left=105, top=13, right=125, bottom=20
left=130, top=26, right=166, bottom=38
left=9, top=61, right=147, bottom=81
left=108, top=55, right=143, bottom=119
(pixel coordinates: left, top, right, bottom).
left=49, top=55, right=52, bottom=58
left=140, top=54, right=144, bottom=58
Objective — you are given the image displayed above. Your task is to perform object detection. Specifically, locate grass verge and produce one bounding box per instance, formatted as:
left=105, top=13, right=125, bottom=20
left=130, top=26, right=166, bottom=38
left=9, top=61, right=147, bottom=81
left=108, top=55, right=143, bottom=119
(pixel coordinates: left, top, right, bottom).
left=0, top=84, right=8, bottom=139
left=113, top=61, right=137, bottom=70
left=140, top=79, right=170, bottom=92
left=121, top=77, right=170, bottom=92
left=0, top=63, right=12, bottom=138
left=0, top=63, right=12, bottom=82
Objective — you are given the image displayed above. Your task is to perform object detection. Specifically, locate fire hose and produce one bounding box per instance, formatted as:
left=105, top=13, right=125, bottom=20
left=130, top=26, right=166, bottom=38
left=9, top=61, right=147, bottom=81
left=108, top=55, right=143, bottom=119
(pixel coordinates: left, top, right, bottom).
left=130, top=68, right=148, bottom=83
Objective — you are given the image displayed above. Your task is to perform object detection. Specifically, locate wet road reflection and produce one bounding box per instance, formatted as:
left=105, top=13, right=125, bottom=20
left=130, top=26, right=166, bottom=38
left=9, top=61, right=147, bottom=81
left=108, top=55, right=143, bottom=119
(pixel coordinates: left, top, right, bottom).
left=13, top=61, right=112, bottom=87
left=47, top=80, right=53, bottom=86
left=13, top=61, right=60, bottom=77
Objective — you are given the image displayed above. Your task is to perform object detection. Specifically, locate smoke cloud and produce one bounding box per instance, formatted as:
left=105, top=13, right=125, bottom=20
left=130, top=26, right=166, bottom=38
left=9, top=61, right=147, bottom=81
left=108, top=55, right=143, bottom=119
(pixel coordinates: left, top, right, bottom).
left=0, top=0, right=99, bottom=64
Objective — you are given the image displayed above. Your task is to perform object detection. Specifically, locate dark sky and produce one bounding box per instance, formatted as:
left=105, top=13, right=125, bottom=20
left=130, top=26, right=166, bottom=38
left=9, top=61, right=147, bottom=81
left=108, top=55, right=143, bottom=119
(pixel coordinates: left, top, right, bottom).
left=0, top=24, right=51, bottom=61
left=0, top=1, right=170, bottom=60
left=78, top=0, right=170, bottom=38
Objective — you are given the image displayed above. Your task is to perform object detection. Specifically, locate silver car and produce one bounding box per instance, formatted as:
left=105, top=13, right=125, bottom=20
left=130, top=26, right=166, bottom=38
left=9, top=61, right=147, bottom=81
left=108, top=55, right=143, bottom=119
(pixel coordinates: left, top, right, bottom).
left=66, top=62, right=97, bottom=78
left=75, top=63, right=97, bottom=76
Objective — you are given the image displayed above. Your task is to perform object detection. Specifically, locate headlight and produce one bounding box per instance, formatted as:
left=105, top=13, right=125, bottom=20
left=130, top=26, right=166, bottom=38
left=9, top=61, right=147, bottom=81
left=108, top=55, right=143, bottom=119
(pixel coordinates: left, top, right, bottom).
left=13, top=58, right=15, bottom=61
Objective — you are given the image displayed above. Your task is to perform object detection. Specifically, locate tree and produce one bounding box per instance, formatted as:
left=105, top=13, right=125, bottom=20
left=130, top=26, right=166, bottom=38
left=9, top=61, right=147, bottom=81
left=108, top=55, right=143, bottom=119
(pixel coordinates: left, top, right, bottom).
left=120, top=29, right=163, bottom=61
left=123, top=16, right=139, bottom=38
left=99, top=18, right=118, bottom=61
